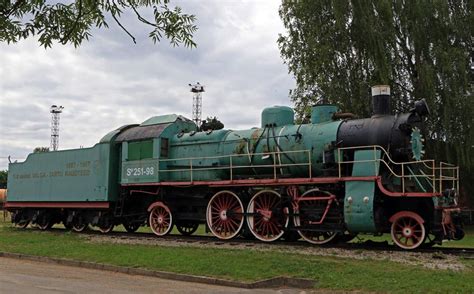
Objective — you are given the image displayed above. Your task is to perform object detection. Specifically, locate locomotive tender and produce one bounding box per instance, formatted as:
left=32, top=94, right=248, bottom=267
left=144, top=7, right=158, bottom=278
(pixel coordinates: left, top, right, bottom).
left=6, top=85, right=464, bottom=249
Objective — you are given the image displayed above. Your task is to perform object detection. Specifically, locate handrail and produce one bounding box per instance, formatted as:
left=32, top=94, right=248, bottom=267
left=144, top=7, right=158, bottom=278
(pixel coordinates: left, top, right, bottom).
left=157, top=149, right=313, bottom=182
left=337, top=145, right=459, bottom=195
left=127, top=144, right=458, bottom=198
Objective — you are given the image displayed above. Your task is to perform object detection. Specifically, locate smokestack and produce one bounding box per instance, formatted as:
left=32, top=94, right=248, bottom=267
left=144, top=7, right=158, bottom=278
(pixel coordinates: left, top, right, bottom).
left=371, top=85, right=391, bottom=116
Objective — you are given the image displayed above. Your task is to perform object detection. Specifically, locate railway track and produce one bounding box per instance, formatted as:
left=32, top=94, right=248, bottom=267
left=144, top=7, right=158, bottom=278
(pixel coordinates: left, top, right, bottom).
left=49, top=227, right=474, bottom=259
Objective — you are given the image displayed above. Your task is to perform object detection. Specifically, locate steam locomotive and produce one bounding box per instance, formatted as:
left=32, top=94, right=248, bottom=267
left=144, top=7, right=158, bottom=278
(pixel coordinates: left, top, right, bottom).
left=6, top=85, right=464, bottom=249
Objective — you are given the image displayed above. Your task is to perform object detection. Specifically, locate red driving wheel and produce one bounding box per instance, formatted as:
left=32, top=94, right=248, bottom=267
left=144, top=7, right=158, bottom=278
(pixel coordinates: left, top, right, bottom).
left=206, top=191, right=244, bottom=240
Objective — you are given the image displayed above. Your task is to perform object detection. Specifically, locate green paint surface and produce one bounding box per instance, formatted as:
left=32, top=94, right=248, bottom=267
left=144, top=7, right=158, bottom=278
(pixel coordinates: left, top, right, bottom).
left=344, top=149, right=381, bottom=232
left=8, top=143, right=115, bottom=202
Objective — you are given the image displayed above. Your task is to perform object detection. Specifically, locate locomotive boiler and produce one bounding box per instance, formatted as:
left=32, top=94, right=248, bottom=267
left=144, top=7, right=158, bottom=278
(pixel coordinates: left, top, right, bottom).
left=6, top=85, right=464, bottom=249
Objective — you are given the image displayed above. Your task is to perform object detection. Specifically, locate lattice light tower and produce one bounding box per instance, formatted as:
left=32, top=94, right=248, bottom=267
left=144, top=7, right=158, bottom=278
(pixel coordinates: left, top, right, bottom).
left=189, top=82, right=205, bottom=127
left=50, top=105, right=64, bottom=151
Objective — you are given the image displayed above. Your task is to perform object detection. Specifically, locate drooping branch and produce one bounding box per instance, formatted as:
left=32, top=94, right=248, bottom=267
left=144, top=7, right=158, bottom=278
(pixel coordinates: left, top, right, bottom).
left=60, top=0, right=83, bottom=44
left=110, top=9, right=136, bottom=44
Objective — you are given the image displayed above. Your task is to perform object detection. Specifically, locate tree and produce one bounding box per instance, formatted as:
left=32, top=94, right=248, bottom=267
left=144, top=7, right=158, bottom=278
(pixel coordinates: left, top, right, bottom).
left=0, top=0, right=197, bottom=48
left=33, top=147, right=49, bottom=153
left=0, top=170, right=7, bottom=189
left=200, top=117, right=224, bottom=131
left=278, top=0, right=473, bottom=205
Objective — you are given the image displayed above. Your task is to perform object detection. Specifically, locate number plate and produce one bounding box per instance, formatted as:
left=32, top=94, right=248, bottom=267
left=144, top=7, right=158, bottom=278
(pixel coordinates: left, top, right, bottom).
left=121, top=159, right=159, bottom=183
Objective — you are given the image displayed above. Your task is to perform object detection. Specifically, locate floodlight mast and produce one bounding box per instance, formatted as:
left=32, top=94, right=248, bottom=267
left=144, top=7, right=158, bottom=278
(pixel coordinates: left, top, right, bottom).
left=50, top=105, right=64, bottom=151
left=189, top=82, right=205, bottom=128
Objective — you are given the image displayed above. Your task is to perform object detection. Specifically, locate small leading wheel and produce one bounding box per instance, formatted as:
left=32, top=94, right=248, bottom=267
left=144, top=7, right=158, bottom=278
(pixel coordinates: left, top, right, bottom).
left=390, top=211, right=426, bottom=250
left=246, top=190, right=288, bottom=242
left=206, top=190, right=244, bottom=240
left=149, top=202, right=173, bottom=236
left=176, top=221, right=199, bottom=236
left=294, top=189, right=339, bottom=245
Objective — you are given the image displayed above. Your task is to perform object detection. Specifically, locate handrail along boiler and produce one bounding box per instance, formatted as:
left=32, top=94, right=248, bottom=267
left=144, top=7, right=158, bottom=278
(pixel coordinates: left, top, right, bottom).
left=5, top=85, right=464, bottom=249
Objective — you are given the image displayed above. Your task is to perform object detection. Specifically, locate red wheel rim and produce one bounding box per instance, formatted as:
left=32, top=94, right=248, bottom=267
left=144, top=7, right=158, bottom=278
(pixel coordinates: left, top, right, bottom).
left=294, top=189, right=338, bottom=245
left=246, top=190, right=288, bottom=242
left=149, top=203, right=173, bottom=236
left=391, top=212, right=425, bottom=250
left=206, top=191, right=244, bottom=240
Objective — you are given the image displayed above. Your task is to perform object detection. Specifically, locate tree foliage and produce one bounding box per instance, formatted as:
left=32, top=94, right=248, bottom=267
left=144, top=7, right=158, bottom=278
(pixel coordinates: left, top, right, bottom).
left=0, top=0, right=197, bottom=48
left=200, top=116, right=224, bottom=131
left=33, top=146, right=49, bottom=153
left=0, top=170, right=7, bottom=189
left=278, top=0, right=473, bottom=204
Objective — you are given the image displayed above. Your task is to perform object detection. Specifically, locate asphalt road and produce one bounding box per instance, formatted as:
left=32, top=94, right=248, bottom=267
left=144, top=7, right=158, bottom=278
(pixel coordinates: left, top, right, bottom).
left=0, top=257, right=310, bottom=294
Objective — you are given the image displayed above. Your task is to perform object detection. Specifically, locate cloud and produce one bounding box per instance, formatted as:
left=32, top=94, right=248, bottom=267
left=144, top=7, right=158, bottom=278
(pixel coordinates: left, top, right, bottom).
left=0, top=0, right=295, bottom=170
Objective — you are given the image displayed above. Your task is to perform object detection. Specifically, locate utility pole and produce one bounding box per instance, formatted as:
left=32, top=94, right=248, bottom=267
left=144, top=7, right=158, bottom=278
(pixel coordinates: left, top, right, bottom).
left=50, top=105, right=64, bottom=151
left=189, top=82, right=205, bottom=128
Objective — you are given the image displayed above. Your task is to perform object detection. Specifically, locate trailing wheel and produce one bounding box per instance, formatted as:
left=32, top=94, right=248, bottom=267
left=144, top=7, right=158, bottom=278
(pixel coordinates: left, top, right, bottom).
left=148, top=202, right=173, bottom=236
left=176, top=221, right=199, bottom=236
left=246, top=190, right=288, bottom=242
left=206, top=190, right=244, bottom=240
left=293, top=189, right=338, bottom=245
left=390, top=211, right=426, bottom=250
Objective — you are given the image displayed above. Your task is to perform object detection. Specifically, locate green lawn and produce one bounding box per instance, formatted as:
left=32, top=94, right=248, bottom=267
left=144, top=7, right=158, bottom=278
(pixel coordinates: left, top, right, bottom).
left=0, top=218, right=473, bottom=293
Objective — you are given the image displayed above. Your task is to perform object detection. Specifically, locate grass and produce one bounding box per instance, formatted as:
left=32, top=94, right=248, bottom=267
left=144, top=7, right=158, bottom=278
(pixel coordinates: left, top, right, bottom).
left=0, top=217, right=473, bottom=293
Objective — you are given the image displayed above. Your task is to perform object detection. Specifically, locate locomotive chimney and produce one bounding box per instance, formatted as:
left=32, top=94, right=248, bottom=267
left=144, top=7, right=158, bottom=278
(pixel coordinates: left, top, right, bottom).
left=371, top=85, right=391, bottom=116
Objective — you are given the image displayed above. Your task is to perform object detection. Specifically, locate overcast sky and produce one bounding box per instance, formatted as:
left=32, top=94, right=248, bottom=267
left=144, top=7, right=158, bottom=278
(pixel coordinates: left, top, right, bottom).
left=0, top=0, right=295, bottom=170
